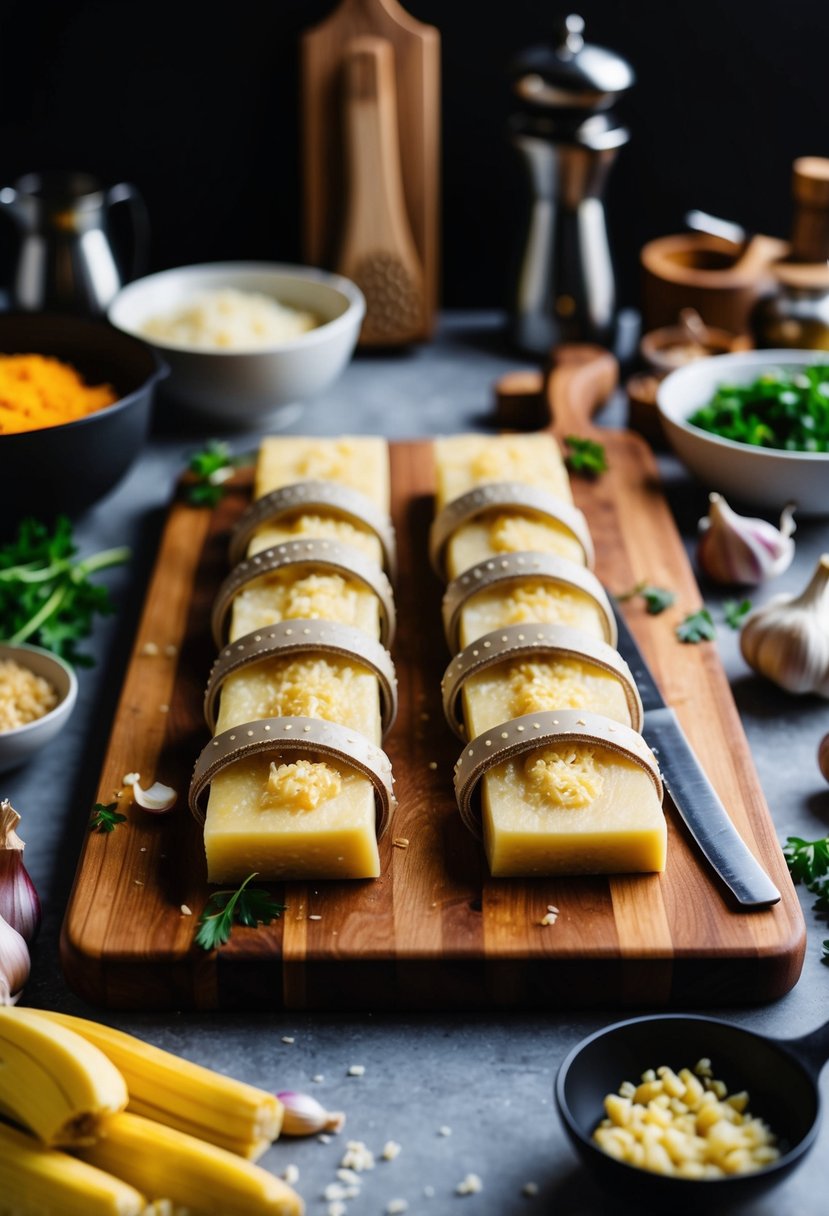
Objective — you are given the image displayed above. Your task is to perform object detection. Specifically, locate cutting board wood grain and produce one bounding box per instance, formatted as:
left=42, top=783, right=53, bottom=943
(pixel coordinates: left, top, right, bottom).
left=61, top=353, right=805, bottom=1010
left=301, top=0, right=440, bottom=337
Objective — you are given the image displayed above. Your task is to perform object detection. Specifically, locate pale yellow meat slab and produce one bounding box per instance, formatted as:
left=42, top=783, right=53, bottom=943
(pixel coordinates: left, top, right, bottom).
left=481, top=745, right=666, bottom=877
left=434, top=434, right=572, bottom=508
left=205, top=437, right=389, bottom=883
left=462, top=658, right=634, bottom=738
left=458, top=581, right=609, bottom=647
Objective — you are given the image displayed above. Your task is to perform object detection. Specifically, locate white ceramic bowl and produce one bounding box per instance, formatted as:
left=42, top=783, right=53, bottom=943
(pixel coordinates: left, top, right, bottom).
left=0, top=644, right=78, bottom=773
left=657, top=349, right=829, bottom=514
left=108, top=262, right=365, bottom=428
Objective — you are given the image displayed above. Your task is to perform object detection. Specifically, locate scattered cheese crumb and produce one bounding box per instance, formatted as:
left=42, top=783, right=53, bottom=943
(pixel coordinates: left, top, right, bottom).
left=140, top=642, right=159, bottom=656
left=522, top=1181, right=539, bottom=1196
left=428, top=760, right=438, bottom=770
left=313, top=1074, right=325, bottom=1083
left=456, top=1173, right=483, bottom=1196
left=337, top=1168, right=360, bottom=1186
left=347, top=1065, right=366, bottom=1077
left=438, top=1126, right=452, bottom=1137
left=327, top=1202, right=346, bottom=1216
left=340, top=1140, right=375, bottom=1172
left=282, top=1164, right=299, bottom=1185
left=134, top=880, right=144, bottom=887
left=282, top=1036, right=295, bottom=1044
left=159, top=703, right=170, bottom=713
left=546, top=905, right=559, bottom=914
left=386, top=1201, right=408, bottom=1214
left=309, top=914, right=322, bottom=921
left=539, top=912, right=558, bottom=926
left=392, top=837, right=410, bottom=849
left=123, top=772, right=140, bottom=786
left=324, top=1183, right=348, bottom=1202
left=318, top=1134, right=332, bottom=1144
left=382, top=1140, right=402, bottom=1160
left=180, top=904, right=192, bottom=916
left=164, top=643, right=178, bottom=656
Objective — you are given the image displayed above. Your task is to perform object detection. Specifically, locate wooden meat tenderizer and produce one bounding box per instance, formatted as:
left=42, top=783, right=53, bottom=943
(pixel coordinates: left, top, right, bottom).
left=338, top=35, right=426, bottom=346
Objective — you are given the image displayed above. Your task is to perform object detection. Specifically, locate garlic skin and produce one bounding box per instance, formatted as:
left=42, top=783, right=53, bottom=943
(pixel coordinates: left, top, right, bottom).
left=697, top=493, right=796, bottom=586
left=0, top=799, right=41, bottom=943
left=132, top=780, right=177, bottom=814
left=0, top=911, right=30, bottom=1005
left=740, top=554, right=829, bottom=695
left=276, top=1090, right=346, bottom=1136
left=819, top=733, right=829, bottom=784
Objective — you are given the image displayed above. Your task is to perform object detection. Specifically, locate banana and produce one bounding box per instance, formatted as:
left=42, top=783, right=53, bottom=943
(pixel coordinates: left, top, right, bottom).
left=0, top=1119, right=148, bottom=1216
left=29, top=1008, right=282, bottom=1159
left=77, top=1111, right=304, bottom=1216
left=0, top=1006, right=128, bottom=1146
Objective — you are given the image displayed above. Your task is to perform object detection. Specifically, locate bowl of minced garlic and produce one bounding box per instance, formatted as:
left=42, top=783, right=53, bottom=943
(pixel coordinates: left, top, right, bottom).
left=0, top=354, right=117, bottom=435
left=0, top=644, right=78, bottom=772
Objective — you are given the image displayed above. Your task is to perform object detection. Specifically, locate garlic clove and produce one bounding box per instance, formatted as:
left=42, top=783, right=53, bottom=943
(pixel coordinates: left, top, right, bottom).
left=819, top=732, right=829, bottom=784
left=0, top=911, right=30, bottom=1005
left=276, top=1090, right=346, bottom=1136
left=0, top=800, right=41, bottom=944
left=132, top=780, right=177, bottom=813
left=697, top=493, right=796, bottom=586
left=740, top=554, right=829, bottom=696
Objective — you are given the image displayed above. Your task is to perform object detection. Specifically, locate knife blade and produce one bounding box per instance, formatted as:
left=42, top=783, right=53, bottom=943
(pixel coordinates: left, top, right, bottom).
left=614, top=606, right=781, bottom=909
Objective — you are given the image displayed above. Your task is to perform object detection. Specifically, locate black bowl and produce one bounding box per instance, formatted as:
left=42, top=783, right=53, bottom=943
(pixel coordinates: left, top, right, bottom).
left=0, top=312, right=166, bottom=521
left=556, top=1013, right=823, bottom=1213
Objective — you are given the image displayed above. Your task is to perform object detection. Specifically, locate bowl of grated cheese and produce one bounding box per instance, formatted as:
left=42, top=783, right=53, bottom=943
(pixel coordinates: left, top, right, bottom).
left=108, top=262, right=366, bottom=428
left=0, top=643, right=78, bottom=772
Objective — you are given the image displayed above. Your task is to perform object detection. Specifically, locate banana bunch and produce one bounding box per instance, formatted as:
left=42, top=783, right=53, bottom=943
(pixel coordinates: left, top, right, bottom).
left=0, top=1007, right=302, bottom=1215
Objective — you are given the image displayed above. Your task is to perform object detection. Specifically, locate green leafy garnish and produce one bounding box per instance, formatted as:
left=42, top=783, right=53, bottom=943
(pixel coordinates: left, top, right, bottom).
left=185, top=441, right=252, bottom=506
left=0, top=517, right=129, bottom=665
left=724, top=598, right=752, bottom=630
left=195, top=872, right=286, bottom=952
left=783, top=836, right=829, bottom=960
left=90, top=802, right=127, bottom=833
left=688, top=364, right=829, bottom=452
left=783, top=835, right=829, bottom=886
left=564, top=435, right=608, bottom=476
left=618, top=581, right=676, bottom=615
left=675, top=607, right=716, bottom=643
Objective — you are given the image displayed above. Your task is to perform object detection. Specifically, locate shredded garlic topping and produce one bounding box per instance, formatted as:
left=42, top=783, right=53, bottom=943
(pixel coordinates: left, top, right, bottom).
left=508, top=659, right=591, bottom=717
left=524, top=745, right=604, bottom=808
left=261, top=759, right=342, bottom=812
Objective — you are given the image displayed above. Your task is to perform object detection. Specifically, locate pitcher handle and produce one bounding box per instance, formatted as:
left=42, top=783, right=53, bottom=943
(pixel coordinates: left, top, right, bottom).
left=106, top=182, right=150, bottom=282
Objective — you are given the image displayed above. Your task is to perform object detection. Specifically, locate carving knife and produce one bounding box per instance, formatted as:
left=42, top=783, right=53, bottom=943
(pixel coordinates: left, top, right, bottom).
left=613, top=606, right=781, bottom=909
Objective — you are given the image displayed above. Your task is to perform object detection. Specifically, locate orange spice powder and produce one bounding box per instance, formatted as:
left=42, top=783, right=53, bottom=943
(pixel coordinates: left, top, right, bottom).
left=0, top=354, right=118, bottom=435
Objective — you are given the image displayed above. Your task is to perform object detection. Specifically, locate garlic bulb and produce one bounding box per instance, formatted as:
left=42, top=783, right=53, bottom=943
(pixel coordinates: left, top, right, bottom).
left=0, top=800, right=41, bottom=943
left=819, top=733, right=829, bottom=784
left=697, top=493, right=795, bottom=586
left=0, top=911, right=30, bottom=1005
left=740, top=554, right=829, bottom=695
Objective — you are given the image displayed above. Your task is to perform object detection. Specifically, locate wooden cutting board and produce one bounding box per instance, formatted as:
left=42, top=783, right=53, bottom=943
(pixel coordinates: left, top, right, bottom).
left=60, top=352, right=805, bottom=1010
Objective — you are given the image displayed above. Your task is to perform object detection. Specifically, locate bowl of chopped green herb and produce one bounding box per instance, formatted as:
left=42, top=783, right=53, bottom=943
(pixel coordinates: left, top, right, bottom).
left=657, top=350, right=829, bottom=514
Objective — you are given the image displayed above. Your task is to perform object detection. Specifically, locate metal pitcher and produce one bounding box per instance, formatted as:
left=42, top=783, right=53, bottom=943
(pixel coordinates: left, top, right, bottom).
left=0, top=171, right=149, bottom=315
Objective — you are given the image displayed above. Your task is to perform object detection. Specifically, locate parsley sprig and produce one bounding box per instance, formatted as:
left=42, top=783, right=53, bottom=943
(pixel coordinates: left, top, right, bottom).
left=0, top=517, right=129, bottom=666
left=195, top=872, right=286, bottom=952
left=618, top=581, right=676, bottom=615
left=90, top=802, right=127, bottom=833
left=783, top=835, right=829, bottom=962
left=185, top=441, right=253, bottom=506
left=724, top=598, right=752, bottom=630
left=564, top=435, right=608, bottom=477
left=676, top=607, right=716, bottom=643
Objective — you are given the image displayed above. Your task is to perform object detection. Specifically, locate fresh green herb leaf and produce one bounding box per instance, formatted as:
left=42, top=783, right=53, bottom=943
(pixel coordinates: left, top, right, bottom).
left=90, top=802, right=127, bottom=833
left=675, top=607, right=716, bottom=643
left=617, top=581, right=676, bottom=614
left=688, top=364, right=829, bottom=452
left=783, top=835, right=829, bottom=886
left=564, top=435, right=608, bottom=476
left=195, top=872, right=286, bottom=951
left=723, top=598, right=753, bottom=629
left=184, top=441, right=253, bottom=507
left=0, top=517, right=129, bottom=666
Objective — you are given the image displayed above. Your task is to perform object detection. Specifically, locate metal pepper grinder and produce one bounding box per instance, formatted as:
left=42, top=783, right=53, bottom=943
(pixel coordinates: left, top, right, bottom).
left=508, top=14, right=634, bottom=354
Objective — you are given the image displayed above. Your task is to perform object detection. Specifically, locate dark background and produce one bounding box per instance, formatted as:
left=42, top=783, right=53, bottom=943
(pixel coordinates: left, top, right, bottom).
left=0, top=0, right=826, bottom=310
